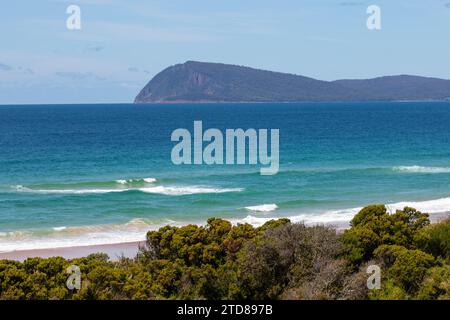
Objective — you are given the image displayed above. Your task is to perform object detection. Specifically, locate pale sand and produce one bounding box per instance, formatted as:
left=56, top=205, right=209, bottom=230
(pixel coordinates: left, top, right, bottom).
left=430, top=211, right=450, bottom=223
left=0, top=241, right=146, bottom=262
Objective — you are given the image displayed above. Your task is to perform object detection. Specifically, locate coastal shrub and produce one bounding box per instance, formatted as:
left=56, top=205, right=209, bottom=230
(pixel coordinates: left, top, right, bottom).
left=236, top=223, right=342, bottom=299
left=141, top=218, right=255, bottom=267
left=281, top=258, right=353, bottom=300
left=0, top=260, right=28, bottom=299
left=341, top=205, right=430, bottom=265
left=74, top=264, right=128, bottom=299
left=0, top=257, right=71, bottom=300
left=414, top=218, right=450, bottom=260
left=0, top=206, right=448, bottom=300
left=374, top=245, right=435, bottom=294
left=416, top=264, right=450, bottom=300
left=137, top=218, right=283, bottom=299
left=368, top=279, right=408, bottom=300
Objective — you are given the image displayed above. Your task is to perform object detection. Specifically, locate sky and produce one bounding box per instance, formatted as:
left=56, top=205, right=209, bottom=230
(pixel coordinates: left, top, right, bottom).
left=1, top=0, right=450, bottom=104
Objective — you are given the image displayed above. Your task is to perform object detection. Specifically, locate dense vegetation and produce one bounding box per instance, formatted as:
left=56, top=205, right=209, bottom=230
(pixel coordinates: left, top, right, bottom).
left=1, top=205, right=449, bottom=300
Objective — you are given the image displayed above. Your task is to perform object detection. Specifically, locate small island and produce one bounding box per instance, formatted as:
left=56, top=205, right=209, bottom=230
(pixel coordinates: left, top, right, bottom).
left=135, top=61, right=450, bottom=103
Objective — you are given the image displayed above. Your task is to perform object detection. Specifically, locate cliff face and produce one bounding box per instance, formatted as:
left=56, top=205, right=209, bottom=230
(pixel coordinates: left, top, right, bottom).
left=134, top=61, right=450, bottom=103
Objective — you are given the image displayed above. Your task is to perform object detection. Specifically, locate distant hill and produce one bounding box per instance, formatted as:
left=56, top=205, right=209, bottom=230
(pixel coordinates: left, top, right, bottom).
left=134, top=61, right=450, bottom=103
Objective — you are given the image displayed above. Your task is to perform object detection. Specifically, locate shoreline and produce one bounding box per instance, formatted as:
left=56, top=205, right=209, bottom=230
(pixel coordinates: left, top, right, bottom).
left=0, top=241, right=145, bottom=262
left=1, top=211, right=448, bottom=262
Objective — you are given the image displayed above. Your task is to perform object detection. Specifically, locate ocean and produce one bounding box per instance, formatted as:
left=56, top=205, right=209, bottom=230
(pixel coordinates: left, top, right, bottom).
left=1, top=102, right=450, bottom=252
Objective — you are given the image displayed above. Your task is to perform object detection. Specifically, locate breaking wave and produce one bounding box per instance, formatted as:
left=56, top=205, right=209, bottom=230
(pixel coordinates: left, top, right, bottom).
left=140, top=186, right=244, bottom=196
left=393, top=166, right=450, bottom=173
left=234, top=196, right=450, bottom=228
left=244, top=204, right=278, bottom=212
left=115, top=177, right=157, bottom=185
left=12, top=184, right=243, bottom=196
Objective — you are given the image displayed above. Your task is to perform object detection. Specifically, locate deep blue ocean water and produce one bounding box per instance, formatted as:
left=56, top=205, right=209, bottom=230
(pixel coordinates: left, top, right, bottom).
left=1, top=102, right=450, bottom=251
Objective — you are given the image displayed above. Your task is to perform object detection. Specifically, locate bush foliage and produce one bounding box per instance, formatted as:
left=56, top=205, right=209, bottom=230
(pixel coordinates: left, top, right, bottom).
left=0, top=206, right=449, bottom=300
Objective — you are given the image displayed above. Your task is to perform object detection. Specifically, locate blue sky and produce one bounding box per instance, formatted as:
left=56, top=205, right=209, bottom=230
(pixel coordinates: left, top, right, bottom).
left=1, top=0, right=450, bottom=104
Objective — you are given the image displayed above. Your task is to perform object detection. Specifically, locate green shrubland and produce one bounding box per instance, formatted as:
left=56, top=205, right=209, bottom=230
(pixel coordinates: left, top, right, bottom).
left=0, top=206, right=449, bottom=300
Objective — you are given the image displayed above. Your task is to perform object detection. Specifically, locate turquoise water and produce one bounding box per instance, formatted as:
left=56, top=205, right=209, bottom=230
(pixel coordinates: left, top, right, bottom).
left=1, top=102, right=450, bottom=251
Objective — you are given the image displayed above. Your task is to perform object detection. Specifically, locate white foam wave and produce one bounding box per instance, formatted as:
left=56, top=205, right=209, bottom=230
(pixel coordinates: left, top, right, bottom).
left=393, top=166, right=450, bottom=173
left=52, top=227, right=67, bottom=231
left=140, top=186, right=244, bottom=196
left=13, top=184, right=242, bottom=196
left=15, top=186, right=129, bottom=194
left=385, top=197, right=450, bottom=214
left=245, top=204, right=278, bottom=212
left=235, top=209, right=357, bottom=227
left=234, top=196, right=450, bottom=228
left=116, top=177, right=157, bottom=185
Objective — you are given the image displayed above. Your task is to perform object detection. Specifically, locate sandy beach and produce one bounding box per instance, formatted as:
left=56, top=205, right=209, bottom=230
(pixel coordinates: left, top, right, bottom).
left=1, top=211, right=448, bottom=262
left=0, top=241, right=145, bottom=262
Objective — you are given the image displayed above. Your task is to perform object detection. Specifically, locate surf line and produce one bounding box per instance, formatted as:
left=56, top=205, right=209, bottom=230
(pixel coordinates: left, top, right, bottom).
left=171, top=121, right=279, bottom=175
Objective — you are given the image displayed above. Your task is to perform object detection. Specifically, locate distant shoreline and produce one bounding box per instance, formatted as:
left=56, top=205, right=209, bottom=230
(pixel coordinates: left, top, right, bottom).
left=1, top=100, right=450, bottom=107
left=134, top=99, right=450, bottom=104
